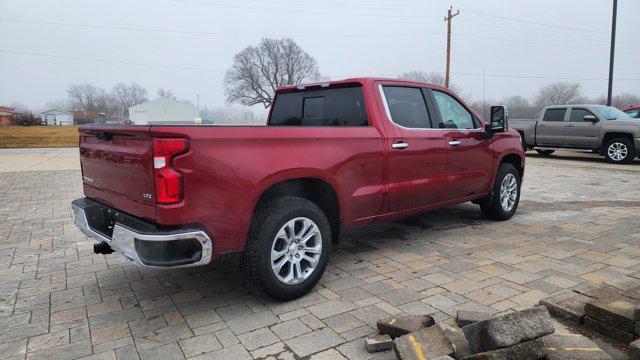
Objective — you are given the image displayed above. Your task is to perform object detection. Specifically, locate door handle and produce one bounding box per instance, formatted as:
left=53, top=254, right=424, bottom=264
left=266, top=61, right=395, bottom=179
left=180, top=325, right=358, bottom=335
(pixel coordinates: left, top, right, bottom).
left=566, top=124, right=574, bottom=127
left=448, top=140, right=461, bottom=147
left=392, top=142, right=408, bottom=149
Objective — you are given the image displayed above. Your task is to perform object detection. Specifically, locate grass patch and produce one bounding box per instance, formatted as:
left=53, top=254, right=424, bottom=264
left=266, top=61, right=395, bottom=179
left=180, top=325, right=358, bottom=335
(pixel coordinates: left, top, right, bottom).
left=0, top=125, right=79, bottom=148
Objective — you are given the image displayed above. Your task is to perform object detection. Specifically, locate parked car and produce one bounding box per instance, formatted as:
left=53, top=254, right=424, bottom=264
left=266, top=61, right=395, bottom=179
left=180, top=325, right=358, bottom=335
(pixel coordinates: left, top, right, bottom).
left=72, top=78, right=524, bottom=300
left=624, top=106, right=640, bottom=119
left=511, top=104, right=640, bottom=163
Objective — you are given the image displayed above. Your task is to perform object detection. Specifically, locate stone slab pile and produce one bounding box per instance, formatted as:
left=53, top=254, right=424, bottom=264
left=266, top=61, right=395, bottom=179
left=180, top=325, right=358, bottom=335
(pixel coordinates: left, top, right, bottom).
left=460, top=306, right=554, bottom=360
left=540, top=282, right=640, bottom=359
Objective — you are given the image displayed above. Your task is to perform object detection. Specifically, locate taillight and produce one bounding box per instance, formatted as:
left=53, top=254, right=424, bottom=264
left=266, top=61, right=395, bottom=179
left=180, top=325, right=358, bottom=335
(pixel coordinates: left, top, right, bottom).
left=153, top=138, right=188, bottom=204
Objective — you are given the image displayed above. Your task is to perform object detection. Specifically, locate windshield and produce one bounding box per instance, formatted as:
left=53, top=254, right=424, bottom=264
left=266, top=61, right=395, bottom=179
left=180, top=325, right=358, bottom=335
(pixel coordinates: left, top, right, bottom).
left=594, top=106, right=633, bottom=120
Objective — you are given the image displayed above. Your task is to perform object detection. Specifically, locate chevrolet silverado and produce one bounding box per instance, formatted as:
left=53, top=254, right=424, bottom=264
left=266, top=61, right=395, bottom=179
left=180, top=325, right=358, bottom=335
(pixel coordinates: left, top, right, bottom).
left=72, top=78, right=524, bottom=300
left=511, top=104, right=640, bottom=163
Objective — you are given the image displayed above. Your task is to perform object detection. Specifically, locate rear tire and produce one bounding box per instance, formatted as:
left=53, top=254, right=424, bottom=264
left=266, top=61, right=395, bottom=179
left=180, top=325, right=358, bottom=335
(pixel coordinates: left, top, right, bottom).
left=241, top=196, right=331, bottom=300
left=603, top=138, right=635, bottom=164
left=480, top=163, right=521, bottom=221
left=535, top=149, right=555, bottom=155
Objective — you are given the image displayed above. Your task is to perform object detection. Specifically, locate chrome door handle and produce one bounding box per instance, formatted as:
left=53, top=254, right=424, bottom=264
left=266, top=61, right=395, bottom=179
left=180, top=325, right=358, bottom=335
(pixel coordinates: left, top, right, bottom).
left=566, top=124, right=574, bottom=127
left=448, top=140, right=461, bottom=146
left=392, top=142, right=408, bottom=149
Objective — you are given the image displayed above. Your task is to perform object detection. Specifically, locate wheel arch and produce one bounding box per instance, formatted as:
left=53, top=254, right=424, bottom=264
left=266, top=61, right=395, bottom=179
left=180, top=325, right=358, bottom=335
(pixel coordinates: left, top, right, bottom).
left=250, top=174, right=343, bottom=245
left=499, top=152, right=524, bottom=179
left=601, top=132, right=635, bottom=151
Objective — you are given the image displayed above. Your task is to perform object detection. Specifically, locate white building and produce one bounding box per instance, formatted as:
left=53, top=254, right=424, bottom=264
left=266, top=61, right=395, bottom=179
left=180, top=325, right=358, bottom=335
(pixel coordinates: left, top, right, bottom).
left=128, top=99, right=199, bottom=125
left=40, top=109, right=74, bottom=126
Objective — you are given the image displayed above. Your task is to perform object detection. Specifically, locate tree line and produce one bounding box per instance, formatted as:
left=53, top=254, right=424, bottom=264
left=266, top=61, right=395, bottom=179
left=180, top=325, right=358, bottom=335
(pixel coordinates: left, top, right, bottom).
left=47, top=84, right=182, bottom=120
left=11, top=37, right=638, bottom=124
left=223, top=38, right=639, bottom=119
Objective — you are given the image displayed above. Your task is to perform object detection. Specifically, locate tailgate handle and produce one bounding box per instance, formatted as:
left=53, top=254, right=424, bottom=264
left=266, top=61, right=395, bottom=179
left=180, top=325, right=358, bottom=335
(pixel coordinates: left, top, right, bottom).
left=91, top=131, right=113, bottom=141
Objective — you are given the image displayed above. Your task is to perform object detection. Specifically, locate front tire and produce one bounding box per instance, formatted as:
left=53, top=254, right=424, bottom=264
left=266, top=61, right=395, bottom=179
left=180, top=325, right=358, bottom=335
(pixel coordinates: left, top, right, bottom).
left=241, top=196, right=331, bottom=300
left=535, top=149, right=555, bottom=155
left=480, top=163, right=521, bottom=221
left=604, top=138, right=635, bottom=164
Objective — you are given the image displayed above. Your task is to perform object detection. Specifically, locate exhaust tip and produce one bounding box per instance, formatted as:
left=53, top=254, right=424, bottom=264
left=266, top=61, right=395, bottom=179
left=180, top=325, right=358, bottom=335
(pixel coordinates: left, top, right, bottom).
left=94, top=241, right=114, bottom=255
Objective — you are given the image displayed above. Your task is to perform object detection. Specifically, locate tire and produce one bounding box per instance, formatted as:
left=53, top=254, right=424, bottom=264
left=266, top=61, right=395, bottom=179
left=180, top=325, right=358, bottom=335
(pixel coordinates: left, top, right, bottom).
left=535, top=149, right=555, bottom=155
left=603, top=138, right=635, bottom=164
left=241, top=196, right=331, bottom=300
left=480, top=163, right=521, bottom=221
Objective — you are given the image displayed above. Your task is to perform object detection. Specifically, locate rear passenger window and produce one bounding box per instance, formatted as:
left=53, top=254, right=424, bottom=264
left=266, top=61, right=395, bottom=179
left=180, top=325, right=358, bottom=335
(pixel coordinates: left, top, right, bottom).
left=543, top=109, right=566, bottom=122
left=382, top=86, right=431, bottom=129
left=270, top=85, right=368, bottom=126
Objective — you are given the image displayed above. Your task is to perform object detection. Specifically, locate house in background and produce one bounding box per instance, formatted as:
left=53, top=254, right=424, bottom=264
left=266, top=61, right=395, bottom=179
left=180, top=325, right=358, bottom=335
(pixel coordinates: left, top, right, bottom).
left=0, top=106, right=16, bottom=125
left=129, top=98, right=199, bottom=125
left=73, top=111, right=106, bottom=125
left=40, top=108, right=74, bottom=126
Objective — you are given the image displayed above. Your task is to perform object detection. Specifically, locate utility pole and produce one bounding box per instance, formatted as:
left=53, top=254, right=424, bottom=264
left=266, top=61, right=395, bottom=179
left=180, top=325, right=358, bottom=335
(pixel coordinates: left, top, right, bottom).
left=444, top=6, right=460, bottom=88
left=606, top=0, right=618, bottom=106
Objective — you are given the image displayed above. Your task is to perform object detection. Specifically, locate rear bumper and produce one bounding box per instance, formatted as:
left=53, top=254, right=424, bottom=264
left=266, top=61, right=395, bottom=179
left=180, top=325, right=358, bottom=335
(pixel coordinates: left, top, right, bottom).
left=72, top=198, right=213, bottom=268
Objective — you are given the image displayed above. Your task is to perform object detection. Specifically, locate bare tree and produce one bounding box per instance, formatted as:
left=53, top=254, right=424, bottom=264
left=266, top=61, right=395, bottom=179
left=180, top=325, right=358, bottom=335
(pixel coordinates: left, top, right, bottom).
left=224, top=38, right=321, bottom=108
left=112, top=82, right=148, bottom=117
left=67, top=84, right=111, bottom=113
left=592, top=93, right=640, bottom=109
left=45, top=99, right=73, bottom=112
left=157, top=88, right=177, bottom=100
left=534, top=82, right=582, bottom=106
left=398, top=71, right=468, bottom=100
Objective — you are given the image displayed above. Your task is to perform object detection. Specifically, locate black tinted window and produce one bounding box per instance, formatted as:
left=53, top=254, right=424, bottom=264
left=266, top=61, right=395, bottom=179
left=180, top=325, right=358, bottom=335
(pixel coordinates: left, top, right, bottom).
left=270, top=86, right=368, bottom=126
left=382, top=86, right=430, bottom=128
left=569, top=108, right=595, bottom=122
left=543, top=108, right=566, bottom=122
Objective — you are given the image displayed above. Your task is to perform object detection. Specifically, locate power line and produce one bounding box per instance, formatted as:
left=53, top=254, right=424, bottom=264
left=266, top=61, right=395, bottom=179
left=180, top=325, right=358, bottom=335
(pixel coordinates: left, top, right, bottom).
left=461, top=7, right=635, bottom=38
left=459, top=18, right=639, bottom=46
left=171, top=0, right=442, bottom=18
left=201, top=0, right=442, bottom=12
left=2, top=49, right=638, bottom=82
left=455, top=33, right=639, bottom=55
left=0, top=49, right=225, bottom=72
left=0, top=18, right=441, bottom=38
left=6, top=18, right=638, bottom=56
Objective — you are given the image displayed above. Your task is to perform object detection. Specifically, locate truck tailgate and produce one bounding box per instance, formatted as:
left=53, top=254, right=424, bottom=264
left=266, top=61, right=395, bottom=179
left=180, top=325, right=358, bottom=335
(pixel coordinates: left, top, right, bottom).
left=79, top=126, right=156, bottom=218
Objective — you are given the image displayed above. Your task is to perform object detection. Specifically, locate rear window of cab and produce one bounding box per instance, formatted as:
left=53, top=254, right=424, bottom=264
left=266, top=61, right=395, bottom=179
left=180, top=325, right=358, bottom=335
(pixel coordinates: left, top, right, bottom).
left=270, top=84, right=368, bottom=126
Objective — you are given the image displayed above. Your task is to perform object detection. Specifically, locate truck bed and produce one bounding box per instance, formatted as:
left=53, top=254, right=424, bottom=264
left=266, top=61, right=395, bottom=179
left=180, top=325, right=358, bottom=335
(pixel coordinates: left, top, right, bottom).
left=79, top=124, right=386, bottom=254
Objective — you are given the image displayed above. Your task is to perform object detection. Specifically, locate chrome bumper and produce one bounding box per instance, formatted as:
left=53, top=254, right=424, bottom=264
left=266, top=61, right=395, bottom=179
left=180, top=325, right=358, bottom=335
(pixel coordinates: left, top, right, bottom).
left=72, top=198, right=213, bottom=268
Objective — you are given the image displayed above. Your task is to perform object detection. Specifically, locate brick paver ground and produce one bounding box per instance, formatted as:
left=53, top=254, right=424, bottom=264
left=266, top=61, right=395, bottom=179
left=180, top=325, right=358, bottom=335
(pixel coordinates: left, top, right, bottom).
left=1, top=154, right=639, bottom=359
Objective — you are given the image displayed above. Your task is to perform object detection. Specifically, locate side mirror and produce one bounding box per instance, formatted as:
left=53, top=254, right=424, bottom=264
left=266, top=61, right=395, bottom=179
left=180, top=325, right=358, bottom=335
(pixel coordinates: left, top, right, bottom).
left=486, top=105, right=508, bottom=133
left=584, top=114, right=598, bottom=122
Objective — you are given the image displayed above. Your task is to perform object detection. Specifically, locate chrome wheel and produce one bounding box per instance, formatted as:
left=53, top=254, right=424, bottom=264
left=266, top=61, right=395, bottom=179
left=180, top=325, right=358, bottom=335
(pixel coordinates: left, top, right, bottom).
left=499, top=173, right=518, bottom=212
left=607, top=142, right=628, bottom=162
left=270, top=217, right=322, bottom=285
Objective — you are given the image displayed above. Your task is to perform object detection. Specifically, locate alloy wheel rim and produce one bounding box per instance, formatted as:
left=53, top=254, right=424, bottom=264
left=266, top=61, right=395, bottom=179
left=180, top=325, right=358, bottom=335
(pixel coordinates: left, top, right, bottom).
left=270, top=217, right=322, bottom=285
left=499, top=173, right=518, bottom=212
left=607, top=142, right=627, bottom=161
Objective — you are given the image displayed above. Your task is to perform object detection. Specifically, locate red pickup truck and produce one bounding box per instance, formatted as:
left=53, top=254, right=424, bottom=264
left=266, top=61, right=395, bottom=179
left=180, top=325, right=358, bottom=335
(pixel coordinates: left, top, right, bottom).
left=73, top=78, right=524, bottom=300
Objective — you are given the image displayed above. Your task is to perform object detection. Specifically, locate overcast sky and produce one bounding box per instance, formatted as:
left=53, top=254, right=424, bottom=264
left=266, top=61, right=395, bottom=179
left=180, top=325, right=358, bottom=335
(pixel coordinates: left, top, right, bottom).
left=1, top=0, right=638, bottom=113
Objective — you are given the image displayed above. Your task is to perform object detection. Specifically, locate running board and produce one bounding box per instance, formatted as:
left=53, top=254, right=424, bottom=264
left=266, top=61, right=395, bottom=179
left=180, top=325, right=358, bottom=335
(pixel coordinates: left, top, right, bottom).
left=533, top=147, right=597, bottom=153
